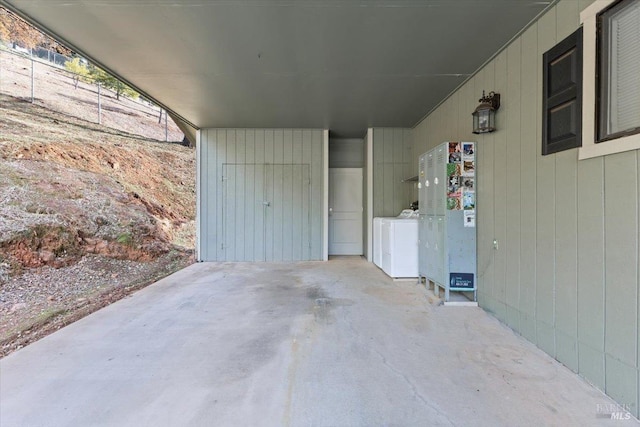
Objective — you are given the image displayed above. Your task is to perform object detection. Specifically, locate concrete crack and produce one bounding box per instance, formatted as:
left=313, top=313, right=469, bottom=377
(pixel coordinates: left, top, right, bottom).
left=344, top=315, right=456, bottom=426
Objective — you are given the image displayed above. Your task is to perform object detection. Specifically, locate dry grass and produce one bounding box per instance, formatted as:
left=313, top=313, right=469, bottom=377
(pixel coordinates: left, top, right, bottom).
left=0, top=85, right=196, bottom=355
left=0, top=48, right=184, bottom=142
left=0, top=95, right=196, bottom=250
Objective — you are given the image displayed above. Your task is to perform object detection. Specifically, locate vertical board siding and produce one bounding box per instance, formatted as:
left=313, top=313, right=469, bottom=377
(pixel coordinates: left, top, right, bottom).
left=555, top=149, right=579, bottom=371
left=245, top=130, right=256, bottom=262
left=577, top=156, right=605, bottom=388
left=273, top=130, right=284, bottom=262
left=493, top=51, right=508, bottom=322
left=476, top=68, right=493, bottom=310
left=483, top=63, right=496, bottom=313
left=393, top=128, right=405, bottom=213
left=604, top=153, right=638, bottom=370
left=404, top=129, right=417, bottom=210
left=198, top=128, right=324, bottom=262
left=311, top=130, right=324, bottom=260
left=302, top=131, right=312, bottom=260
left=292, top=131, right=303, bottom=261
left=535, top=8, right=557, bottom=358
left=383, top=129, right=394, bottom=215
left=518, top=24, right=538, bottom=344
left=235, top=131, right=246, bottom=261
left=555, top=148, right=579, bottom=371
left=603, top=151, right=639, bottom=408
left=255, top=132, right=266, bottom=262
left=505, top=39, right=522, bottom=332
left=265, top=130, right=275, bottom=261
left=409, top=0, right=638, bottom=414
left=216, top=129, right=227, bottom=261
left=556, top=0, right=579, bottom=40
left=372, top=128, right=414, bottom=217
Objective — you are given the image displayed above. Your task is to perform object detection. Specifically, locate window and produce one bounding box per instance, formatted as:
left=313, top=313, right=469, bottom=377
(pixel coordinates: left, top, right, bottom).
left=580, top=0, right=640, bottom=159
left=542, top=28, right=583, bottom=155
left=597, top=0, right=640, bottom=142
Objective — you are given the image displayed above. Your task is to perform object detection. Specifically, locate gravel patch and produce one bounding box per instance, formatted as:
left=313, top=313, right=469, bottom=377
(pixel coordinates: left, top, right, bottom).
left=0, top=251, right=193, bottom=357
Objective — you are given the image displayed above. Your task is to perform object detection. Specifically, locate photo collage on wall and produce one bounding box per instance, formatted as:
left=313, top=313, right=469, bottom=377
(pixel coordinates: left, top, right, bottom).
left=447, top=142, right=475, bottom=227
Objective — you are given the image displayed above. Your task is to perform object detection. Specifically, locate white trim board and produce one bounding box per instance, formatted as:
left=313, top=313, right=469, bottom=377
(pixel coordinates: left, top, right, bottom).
left=366, top=128, right=374, bottom=262
left=195, top=129, right=202, bottom=261
left=323, top=129, right=330, bottom=261
left=579, top=0, right=640, bottom=160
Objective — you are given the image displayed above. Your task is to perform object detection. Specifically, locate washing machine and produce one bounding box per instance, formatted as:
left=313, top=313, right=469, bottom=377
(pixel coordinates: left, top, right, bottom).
left=373, top=217, right=385, bottom=267
left=374, top=210, right=419, bottom=278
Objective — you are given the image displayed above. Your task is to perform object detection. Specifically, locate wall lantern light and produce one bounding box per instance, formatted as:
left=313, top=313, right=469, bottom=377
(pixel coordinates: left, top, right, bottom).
left=472, top=91, right=500, bottom=134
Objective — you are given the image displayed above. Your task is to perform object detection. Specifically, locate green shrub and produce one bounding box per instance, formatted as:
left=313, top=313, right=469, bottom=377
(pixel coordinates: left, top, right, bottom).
left=64, top=57, right=90, bottom=89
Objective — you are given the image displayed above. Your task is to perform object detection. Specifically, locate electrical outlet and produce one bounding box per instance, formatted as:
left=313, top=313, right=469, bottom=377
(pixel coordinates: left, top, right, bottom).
left=493, top=239, right=499, bottom=250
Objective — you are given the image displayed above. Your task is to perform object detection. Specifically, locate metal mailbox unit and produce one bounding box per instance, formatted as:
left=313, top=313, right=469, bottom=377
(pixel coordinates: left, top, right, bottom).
left=418, top=142, right=477, bottom=304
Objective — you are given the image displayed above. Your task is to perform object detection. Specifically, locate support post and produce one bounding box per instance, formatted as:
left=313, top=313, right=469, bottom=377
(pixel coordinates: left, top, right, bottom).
left=30, top=57, right=34, bottom=103
left=98, top=83, right=102, bottom=125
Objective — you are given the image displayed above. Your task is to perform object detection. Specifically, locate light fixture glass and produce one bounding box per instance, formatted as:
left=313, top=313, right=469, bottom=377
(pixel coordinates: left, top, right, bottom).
left=472, top=91, right=500, bottom=134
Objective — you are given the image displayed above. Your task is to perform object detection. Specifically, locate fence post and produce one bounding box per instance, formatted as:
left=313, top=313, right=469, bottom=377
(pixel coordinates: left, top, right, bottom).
left=165, top=109, right=168, bottom=142
left=98, top=83, right=102, bottom=125
left=30, top=57, right=34, bottom=103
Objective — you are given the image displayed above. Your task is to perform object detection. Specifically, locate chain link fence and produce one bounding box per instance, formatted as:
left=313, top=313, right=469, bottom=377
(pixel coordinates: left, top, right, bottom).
left=31, top=46, right=69, bottom=67
left=0, top=44, right=184, bottom=143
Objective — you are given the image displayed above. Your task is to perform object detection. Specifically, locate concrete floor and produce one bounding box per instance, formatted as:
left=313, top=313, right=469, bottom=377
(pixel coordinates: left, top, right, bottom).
left=1, top=257, right=637, bottom=426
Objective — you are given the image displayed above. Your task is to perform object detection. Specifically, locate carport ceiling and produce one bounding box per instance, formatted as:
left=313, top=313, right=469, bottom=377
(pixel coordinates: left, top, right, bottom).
left=2, top=0, right=552, bottom=137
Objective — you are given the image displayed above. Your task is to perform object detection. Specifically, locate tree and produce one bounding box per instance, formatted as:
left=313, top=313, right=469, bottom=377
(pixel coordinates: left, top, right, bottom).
left=64, top=57, right=90, bottom=89
left=88, top=65, right=139, bottom=101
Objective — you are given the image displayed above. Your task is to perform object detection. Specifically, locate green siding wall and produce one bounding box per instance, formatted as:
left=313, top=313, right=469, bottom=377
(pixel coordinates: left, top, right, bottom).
left=198, top=128, right=325, bottom=262
left=372, top=128, right=414, bottom=217
left=412, top=0, right=640, bottom=416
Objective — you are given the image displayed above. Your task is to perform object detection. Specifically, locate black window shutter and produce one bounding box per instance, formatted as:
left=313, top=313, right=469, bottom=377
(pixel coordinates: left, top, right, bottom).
left=542, top=27, right=583, bottom=155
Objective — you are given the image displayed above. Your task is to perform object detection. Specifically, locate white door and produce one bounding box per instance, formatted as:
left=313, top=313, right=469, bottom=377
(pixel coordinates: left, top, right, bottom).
left=329, top=168, right=363, bottom=255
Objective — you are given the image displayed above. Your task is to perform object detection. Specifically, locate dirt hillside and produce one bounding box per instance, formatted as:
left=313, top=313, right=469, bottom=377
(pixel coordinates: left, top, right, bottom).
left=0, top=94, right=196, bottom=356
